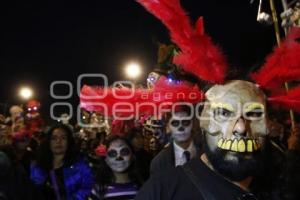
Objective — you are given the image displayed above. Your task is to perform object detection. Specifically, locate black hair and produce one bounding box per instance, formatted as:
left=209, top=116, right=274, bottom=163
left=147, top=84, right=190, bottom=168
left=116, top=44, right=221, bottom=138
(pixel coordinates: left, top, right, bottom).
left=35, top=123, right=78, bottom=171
left=202, top=132, right=266, bottom=182
left=126, top=128, right=143, bottom=142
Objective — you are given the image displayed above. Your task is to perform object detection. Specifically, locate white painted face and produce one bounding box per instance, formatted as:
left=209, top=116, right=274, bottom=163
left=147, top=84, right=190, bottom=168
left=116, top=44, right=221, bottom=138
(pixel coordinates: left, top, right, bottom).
left=169, top=112, right=193, bottom=142
left=105, top=139, right=133, bottom=173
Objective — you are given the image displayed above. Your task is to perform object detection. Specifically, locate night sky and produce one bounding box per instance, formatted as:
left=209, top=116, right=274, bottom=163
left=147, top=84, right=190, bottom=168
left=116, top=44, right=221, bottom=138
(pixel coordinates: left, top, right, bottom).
left=0, top=0, right=279, bottom=118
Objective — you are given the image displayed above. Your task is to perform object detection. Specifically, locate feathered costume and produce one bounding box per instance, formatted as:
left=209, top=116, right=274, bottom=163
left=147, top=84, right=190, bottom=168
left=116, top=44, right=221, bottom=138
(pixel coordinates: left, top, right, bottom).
left=251, top=27, right=300, bottom=112
left=80, top=77, right=203, bottom=117
left=80, top=0, right=300, bottom=125
left=135, top=0, right=300, bottom=114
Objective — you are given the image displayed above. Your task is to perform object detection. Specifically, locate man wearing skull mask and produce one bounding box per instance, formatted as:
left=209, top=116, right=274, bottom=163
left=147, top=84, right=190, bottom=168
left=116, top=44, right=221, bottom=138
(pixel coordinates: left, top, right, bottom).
left=199, top=80, right=268, bottom=183
left=136, top=80, right=285, bottom=200
left=149, top=105, right=202, bottom=175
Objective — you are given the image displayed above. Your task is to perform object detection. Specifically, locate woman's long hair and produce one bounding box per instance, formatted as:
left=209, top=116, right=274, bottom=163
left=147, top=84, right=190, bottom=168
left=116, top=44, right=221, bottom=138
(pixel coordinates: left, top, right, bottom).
left=96, top=135, right=144, bottom=190
left=35, top=123, right=78, bottom=171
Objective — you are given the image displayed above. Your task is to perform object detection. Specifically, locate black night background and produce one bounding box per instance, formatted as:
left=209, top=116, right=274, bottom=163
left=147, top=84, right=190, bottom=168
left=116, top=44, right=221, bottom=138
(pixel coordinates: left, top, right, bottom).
left=0, top=0, right=278, bottom=119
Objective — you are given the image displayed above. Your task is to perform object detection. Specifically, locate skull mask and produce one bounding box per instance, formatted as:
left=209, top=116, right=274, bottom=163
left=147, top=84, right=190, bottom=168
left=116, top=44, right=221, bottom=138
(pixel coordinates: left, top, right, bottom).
left=200, top=80, right=268, bottom=181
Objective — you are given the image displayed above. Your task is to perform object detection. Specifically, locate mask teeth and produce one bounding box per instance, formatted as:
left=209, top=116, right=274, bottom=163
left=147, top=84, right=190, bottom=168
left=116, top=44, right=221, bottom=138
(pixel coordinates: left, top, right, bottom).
left=217, top=138, right=224, bottom=148
left=231, top=139, right=238, bottom=152
left=221, top=140, right=227, bottom=149
left=224, top=140, right=232, bottom=150
left=237, top=139, right=246, bottom=152
left=217, top=138, right=260, bottom=153
left=247, top=139, right=253, bottom=153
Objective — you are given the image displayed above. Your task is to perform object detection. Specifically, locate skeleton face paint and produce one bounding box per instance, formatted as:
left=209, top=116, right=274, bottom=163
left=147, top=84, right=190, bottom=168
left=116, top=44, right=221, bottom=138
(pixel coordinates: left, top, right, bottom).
left=169, top=112, right=193, bottom=142
left=200, top=80, right=268, bottom=181
left=105, top=139, right=132, bottom=173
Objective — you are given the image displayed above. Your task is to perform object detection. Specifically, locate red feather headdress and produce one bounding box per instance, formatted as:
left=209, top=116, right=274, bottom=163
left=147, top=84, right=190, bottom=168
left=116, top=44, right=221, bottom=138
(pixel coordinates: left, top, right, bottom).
left=137, top=0, right=300, bottom=114
left=268, top=87, right=300, bottom=113
left=80, top=77, right=203, bottom=118
left=81, top=0, right=300, bottom=117
left=137, top=0, right=228, bottom=83
left=251, top=27, right=300, bottom=112
left=252, top=27, right=300, bottom=89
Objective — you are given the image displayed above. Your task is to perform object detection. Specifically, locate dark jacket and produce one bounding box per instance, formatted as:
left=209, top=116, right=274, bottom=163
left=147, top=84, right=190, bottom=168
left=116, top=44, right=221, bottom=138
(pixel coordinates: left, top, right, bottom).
left=0, top=151, right=36, bottom=200
left=30, top=157, right=95, bottom=200
left=150, top=140, right=202, bottom=175
left=137, top=140, right=300, bottom=200
left=137, top=159, right=247, bottom=200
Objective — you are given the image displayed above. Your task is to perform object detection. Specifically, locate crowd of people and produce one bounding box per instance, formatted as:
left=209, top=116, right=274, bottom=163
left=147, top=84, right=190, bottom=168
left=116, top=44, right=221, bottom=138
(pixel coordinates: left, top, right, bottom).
left=1, top=0, right=300, bottom=199
left=0, top=100, right=205, bottom=199
left=0, top=98, right=300, bottom=200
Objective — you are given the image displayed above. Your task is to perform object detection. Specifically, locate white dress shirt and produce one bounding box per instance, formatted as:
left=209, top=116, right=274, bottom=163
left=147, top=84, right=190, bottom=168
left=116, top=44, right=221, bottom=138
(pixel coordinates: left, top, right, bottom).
left=173, top=141, right=196, bottom=167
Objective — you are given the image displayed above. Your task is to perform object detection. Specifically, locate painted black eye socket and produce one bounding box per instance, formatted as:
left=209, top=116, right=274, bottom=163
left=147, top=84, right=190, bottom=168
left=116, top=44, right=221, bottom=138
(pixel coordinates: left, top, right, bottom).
left=182, top=120, right=191, bottom=126
left=170, top=120, right=191, bottom=127
left=171, top=120, right=180, bottom=127
left=120, top=148, right=131, bottom=156
left=107, top=148, right=131, bottom=158
left=107, top=150, right=117, bottom=158
left=153, top=130, right=161, bottom=137
left=245, top=109, right=264, bottom=119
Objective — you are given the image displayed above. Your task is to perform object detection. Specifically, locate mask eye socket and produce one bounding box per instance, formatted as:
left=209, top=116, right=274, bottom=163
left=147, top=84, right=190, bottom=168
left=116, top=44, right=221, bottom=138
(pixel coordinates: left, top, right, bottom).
left=153, top=129, right=162, bottom=137
left=244, top=109, right=264, bottom=120
left=170, top=120, right=180, bottom=127
left=120, top=148, right=131, bottom=156
left=107, top=150, right=118, bottom=158
left=214, top=108, right=234, bottom=122
left=182, top=120, right=191, bottom=127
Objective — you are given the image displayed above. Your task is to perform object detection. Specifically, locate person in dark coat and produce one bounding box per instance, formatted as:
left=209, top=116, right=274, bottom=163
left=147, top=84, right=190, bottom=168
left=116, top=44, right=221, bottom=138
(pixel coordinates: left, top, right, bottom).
left=0, top=148, right=38, bottom=200
left=150, top=107, right=202, bottom=175
left=136, top=81, right=299, bottom=200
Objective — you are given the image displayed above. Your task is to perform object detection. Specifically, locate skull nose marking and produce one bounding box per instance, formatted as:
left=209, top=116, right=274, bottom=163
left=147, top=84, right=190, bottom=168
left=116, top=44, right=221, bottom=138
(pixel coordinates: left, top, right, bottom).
left=116, top=156, right=124, bottom=161
left=178, top=127, right=185, bottom=132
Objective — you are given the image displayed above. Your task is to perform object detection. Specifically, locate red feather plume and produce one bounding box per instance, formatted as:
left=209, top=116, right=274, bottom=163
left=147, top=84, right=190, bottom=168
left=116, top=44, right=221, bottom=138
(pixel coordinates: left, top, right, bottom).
left=268, top=86, right=300, bottom=113
left=80, top=85, right=144, bottom=117
left=137, top=0, right=228, bottom=83
left=252, top=27, right=300, bottom=89
left=80, top=77, right=203, bottom=117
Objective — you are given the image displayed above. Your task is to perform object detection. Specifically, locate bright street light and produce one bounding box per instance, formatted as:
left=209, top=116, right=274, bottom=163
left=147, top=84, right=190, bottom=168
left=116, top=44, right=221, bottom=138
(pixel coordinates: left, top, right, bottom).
left=19, top=87, right=33, bottom=100
left=125, top=62, right=142, bottom=79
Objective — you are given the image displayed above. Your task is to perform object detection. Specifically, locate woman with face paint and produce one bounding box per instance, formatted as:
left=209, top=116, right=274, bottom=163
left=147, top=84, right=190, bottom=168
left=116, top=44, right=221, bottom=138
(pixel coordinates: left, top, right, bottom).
left=90, top=136, right=144, bottom=200
left=30, top=124, right=95, bottom=200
